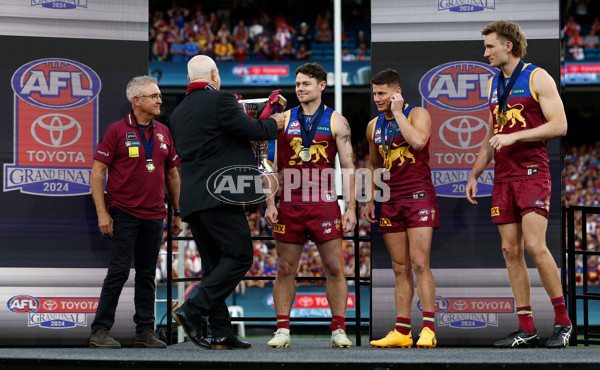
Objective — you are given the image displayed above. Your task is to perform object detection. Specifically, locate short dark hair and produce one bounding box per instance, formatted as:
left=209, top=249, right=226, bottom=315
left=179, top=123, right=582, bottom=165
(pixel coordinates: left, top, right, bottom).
left=296, top=63, right=327, bottom=83
left=370, top=68, right=401, bottom=88
left=481, top=20, right=527, bottom=58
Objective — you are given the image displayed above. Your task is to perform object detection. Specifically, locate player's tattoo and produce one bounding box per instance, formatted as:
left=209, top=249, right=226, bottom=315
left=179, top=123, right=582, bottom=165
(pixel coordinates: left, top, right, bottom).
left=339, top=134, right=351, bottom=144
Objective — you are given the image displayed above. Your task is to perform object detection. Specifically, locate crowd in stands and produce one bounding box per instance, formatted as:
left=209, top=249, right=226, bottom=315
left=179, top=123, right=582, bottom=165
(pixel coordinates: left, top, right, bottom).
left=563, top=1, right=600, bottom=60
left=563, top=141, right=600, bottom=286
left=148, top=1, right=370, bottom=63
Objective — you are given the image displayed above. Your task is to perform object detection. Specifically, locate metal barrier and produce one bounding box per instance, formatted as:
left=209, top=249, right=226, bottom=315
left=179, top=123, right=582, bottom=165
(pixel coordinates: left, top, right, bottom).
left=563, top=205, right=600, bottom=346
left=164, top=200, right=371, bottom=346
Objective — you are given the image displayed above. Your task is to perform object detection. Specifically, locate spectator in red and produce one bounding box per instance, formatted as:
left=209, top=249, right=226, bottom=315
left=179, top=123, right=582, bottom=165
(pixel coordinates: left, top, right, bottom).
left=234, top=38, right=249, bottom=61
left=233, top=19, right=249, bottom=43
left=274, top=21, right=295, bottom=49
left=568, top=29, right=584, bottom=48
left=315, top=14, right=331, bottom=43
left=563, top=15, right=581, bottom=37
left=592, top=17, right=600, bottom=35
left=152, top=33, right=169, bottom=62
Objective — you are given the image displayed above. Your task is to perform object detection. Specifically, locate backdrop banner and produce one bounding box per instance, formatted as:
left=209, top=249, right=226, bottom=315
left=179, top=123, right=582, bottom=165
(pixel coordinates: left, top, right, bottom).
left=370, top=0, right=561, bottom=344
left=0, top=0, right=148, bottom=345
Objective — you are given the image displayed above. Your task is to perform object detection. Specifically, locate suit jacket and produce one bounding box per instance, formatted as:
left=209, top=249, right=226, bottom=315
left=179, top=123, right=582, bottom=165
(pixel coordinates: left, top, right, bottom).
left=170, top=88, right=278, bottom=218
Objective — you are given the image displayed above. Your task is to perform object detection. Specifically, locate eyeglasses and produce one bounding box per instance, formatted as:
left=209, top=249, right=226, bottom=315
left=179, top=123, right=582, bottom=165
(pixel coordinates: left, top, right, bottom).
left=138, top=93, right=162, bottom=101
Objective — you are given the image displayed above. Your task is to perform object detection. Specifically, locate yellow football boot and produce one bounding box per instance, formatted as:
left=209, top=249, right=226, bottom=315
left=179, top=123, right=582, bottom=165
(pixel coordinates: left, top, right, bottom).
left=370, top=330, right=413, bottom=348
left=416, top=327, right=437, bottom=348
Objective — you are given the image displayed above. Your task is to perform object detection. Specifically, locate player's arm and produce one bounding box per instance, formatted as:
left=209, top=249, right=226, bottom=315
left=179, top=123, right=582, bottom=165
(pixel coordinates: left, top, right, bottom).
left=334, top=113, right=356, bottom=233
left=489, top=68, right=567, bottom=151
left=465, top=112, right=495, bottom=205
left=91, top=159, right=113, bottom=237
left=165, top=167, right=183, bottom=236
left=390, top=94, right=431, bottom=150
left=264, top=138, right=280, bottom=226
left=363, top=119, right=380, bottom=223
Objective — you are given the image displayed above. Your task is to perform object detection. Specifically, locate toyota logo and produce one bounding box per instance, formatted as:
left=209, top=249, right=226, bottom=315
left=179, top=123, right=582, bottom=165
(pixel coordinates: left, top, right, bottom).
left=43, top=300, right=58, bottom=311
left=439, top=115, right=488, bottom=150
left=453, top=300, right=468, bottom=311
left=31, top=113, right=82, bottom=148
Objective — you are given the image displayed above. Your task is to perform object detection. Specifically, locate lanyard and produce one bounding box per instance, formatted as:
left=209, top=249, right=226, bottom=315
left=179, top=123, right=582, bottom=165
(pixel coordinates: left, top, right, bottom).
left=130, top=112, right=154, bottom=161
left=383, top=117, right=398, bottom=162
left=297, top=103, right=325, bottom=149
left=497, top=59, right=524, bottom=115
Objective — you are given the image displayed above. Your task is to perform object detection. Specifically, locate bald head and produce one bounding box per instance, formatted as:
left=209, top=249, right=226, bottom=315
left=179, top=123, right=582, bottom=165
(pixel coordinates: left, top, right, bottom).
left=187, top=55, right=219, bottom=85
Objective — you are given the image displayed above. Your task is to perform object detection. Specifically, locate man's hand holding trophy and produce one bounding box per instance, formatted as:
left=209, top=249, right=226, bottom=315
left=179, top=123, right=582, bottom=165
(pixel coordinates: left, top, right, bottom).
left=237, top=90, right=286, bottom=174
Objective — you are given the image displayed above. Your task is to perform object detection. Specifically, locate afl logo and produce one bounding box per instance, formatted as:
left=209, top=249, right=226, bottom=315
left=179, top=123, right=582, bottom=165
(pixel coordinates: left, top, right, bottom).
left=11, top=58, right=101, bottom=109
left=418, top=209, right=430, bottom=216
left=439, top=115, right=489, bottom=149
left=7, top=295, right=40, bottom=313
left=31, top=113, right=82, bottom=148
left=419, top=61, right=495, bottom=112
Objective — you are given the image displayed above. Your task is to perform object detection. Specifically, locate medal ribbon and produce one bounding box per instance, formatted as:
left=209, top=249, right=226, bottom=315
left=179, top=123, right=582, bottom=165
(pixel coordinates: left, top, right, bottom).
left=297, top=103, right=325, bottom=150
left=130, top=112, right=154, bottom=164
left=383, top=116, right=398, bottom=168
left=497, top=59, right=524, bottom=118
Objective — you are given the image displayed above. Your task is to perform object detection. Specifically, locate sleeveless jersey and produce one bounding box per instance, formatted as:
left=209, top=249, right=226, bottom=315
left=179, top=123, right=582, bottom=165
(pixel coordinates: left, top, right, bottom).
left=278, top=105, right=338, bottom=204
left=371, top=104, right=436, bottom=201
left=488, top=63, right=550, bottom=182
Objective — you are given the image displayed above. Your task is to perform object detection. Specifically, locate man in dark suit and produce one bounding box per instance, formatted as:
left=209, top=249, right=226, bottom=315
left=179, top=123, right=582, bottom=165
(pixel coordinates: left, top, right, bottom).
left=170, top=55, right=285, bottom=350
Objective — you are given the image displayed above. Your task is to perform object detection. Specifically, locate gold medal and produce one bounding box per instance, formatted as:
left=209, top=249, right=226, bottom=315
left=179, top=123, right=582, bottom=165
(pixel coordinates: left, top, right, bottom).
left=496, top=110, right=508, bottom=126
left=299, top=148, right=311, bottom=162
left=146, top=160, right=155, bottom=173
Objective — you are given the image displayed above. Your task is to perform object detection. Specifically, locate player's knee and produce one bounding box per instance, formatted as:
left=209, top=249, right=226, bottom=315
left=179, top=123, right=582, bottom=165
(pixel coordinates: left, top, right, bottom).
left=391, top=261, right=411, bottom=276
left=277, top=259, right=297, bottom=276
left=410, top=258, right=429, bottom=275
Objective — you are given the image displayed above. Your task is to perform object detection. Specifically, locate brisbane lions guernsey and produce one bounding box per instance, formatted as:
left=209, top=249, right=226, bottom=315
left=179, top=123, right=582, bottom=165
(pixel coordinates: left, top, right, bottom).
left=371, top=104, right=435, bottom=201
left=488, top=63, right=550, bottom=182
left=277, top=105, right=338, bottom=204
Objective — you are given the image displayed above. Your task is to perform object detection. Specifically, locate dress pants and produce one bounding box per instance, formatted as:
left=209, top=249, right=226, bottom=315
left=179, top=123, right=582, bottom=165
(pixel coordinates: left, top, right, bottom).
left=184, top=204, right=253, bottom=337
left=91, top=207, right=163, bottom=334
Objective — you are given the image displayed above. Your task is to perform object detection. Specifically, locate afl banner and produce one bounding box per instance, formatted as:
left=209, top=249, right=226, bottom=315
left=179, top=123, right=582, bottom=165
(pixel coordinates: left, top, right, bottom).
left=0, top=0, right=148, bottom=345
left=370, top=0, right=560, bottom=345
left=5, top=58, right=101, bottom=196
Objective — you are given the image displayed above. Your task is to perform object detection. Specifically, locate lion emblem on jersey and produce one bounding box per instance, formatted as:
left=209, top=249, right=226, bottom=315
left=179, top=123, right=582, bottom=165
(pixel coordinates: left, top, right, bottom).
left=289, top=137, right=330, bottom=165
left=493, top=103, right=526, bottom=133
left=379, top=140, right=415, bottom=169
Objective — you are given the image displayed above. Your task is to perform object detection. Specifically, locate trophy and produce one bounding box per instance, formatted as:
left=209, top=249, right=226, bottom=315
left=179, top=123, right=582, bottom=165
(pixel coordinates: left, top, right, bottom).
left=237, top=90, right=286, bottom=174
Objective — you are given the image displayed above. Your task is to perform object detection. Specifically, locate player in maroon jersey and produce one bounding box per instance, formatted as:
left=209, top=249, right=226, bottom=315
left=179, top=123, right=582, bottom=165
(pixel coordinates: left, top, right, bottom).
left=466, top=20, right=571, bottom=348
left=363, top=68, right=439, bottom=348
left=264, top=63, right=356, bottom=348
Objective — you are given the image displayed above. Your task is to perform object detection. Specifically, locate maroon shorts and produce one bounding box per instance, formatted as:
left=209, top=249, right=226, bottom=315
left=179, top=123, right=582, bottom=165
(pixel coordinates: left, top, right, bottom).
left=273, top=202, right=343, bottom=243
left=379, top=199, right=440, bottom=233
left=491, top=178, right=551, bottom=224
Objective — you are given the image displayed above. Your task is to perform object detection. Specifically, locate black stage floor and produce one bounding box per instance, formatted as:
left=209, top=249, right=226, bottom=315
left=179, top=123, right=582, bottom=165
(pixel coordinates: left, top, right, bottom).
left=1, top=338, right=599, bottom=370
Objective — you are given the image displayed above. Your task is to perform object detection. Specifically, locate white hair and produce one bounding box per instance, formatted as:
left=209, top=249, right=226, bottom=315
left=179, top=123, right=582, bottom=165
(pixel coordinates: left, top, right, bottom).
left=187, top=55, right=217, bottom=81
left=126, top=76, right=158, bottom=103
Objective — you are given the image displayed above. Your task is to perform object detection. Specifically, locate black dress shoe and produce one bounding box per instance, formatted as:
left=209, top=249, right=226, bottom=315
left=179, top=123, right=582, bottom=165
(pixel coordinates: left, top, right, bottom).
left=172, top=305, right=211, bottom=349
left=211, top=334, right=251, bottom=350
